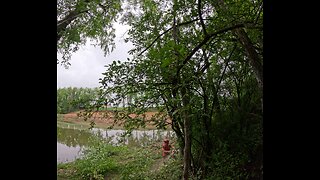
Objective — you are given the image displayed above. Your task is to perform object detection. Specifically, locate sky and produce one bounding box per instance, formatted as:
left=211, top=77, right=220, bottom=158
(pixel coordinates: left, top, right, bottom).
left=57, top=22, right=133, bottom=89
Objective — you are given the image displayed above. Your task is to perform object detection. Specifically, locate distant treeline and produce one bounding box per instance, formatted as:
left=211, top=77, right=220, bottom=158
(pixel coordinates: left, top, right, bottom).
left=57, top=87, right=100, bottom=114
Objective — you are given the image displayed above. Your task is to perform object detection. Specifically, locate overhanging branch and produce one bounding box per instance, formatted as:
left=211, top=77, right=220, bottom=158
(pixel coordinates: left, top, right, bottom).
left=57, top=9, right=89, bottom=42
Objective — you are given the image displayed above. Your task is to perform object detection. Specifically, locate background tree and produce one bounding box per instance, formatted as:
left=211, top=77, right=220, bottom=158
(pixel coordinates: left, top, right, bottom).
left=57, top=0, right=122, bottom=67
left=57, top=87, right=101, bottom=114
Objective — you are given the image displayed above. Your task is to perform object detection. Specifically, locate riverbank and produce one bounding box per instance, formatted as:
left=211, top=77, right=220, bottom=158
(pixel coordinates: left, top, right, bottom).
left=58, top=110, right=171, bottom=130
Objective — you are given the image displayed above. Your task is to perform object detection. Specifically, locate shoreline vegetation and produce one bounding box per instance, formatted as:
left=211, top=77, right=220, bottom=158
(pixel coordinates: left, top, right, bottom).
left=57, top=111, right=180, bottom=180
left=57, top=141, right=182, bottom=180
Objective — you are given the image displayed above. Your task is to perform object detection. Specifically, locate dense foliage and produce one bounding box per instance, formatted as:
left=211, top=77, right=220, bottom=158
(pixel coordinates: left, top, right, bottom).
left=57, top=0, right=122, bottom=67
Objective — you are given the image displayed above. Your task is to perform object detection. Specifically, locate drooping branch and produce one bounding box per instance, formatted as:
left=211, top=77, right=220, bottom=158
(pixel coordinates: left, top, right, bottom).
left=57, top=0, right=110, bottom=43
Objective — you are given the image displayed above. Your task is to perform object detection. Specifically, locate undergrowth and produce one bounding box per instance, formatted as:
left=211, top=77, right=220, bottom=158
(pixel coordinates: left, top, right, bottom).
left=57, top=133, right=175, bottom=180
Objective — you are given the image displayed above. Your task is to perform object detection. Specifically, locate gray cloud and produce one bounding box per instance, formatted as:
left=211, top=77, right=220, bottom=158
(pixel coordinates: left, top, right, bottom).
left=57, top=22, right=133, bottom=89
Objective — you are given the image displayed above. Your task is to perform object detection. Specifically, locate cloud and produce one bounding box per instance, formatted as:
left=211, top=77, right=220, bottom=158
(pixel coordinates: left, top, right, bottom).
left=57, top=22, right=133, bottom=89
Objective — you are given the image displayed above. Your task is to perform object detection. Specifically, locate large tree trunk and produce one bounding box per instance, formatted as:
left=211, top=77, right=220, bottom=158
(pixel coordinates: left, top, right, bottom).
left=214, top=0, right=263, bottom=113
left=233, top=28, right=263, bottom=91
left=215, top=0, right=263, bottom=92
left=232, top=28, right=263, bottom=113
left=172, top=1, right=192, bottom=178
left=181, top=86, right=191, bottom=180
left=171, top=115, right=185, bottom=155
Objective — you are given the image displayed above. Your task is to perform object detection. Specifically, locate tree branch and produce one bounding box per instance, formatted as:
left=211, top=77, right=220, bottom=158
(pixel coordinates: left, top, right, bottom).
left=99, top=3, right=107, bottom=12
left=137, top=18, right=200, bottom=56
left=194, top=39, right=219, bottom=76
left=198, top=0, right=207, bottom=36
left=57, top=9, right=89, bottom=42
left=254, top=1, right=263, bottom=24
left=217, top=44, right=237, bottom=89
left=176, top=23, right=245, bottom=77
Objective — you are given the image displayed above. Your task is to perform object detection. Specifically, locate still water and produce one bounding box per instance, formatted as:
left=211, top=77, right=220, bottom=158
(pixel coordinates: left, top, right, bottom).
left=57, top=125, right=174, bottom=163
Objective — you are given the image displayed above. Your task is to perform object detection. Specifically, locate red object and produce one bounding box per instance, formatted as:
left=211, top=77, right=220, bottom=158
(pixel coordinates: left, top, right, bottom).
left=162, top=140, right=171, bottom=157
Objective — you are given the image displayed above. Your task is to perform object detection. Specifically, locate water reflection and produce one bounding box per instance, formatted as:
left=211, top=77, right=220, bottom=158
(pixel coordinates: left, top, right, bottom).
left=57, top=127, right=101, bottom=147
left=91, top=128, right=174, bottom=146
left=57, top=142, right=82, bottom=163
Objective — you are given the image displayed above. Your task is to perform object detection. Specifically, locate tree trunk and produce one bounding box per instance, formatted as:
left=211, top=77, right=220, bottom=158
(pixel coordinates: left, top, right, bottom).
left=215, top=0, right=263, bottom=92
left=233, top=28, right=263, bottom=91
left=171, top=115, right=185, bottom=155
left=214, top=0, right=263, bottom=113
left=172, top=1, right=191, bottom=178
left=181, top=86, right=191, bottom=180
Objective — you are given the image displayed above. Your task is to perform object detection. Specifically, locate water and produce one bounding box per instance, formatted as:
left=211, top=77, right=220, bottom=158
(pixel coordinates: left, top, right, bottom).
left=57, top=125, right=174, bottom=163
left=57, top=142, right=82, bottom=163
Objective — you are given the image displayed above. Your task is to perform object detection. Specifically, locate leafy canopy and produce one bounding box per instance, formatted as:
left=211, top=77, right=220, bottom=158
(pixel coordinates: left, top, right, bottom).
left=57, top=0, right=122, bottom=67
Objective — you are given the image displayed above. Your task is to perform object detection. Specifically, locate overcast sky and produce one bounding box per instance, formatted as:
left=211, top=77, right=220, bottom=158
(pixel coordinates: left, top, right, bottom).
left=57, top=23, right=133, bottom=89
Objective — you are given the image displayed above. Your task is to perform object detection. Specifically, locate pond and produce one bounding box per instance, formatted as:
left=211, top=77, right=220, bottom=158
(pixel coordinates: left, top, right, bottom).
left=57, top=125, right=175, bottom=163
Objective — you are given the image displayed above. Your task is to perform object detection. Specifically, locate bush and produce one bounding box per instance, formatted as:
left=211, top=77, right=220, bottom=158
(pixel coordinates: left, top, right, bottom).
left=72, top=136, right=124, bottom=179
left=205, top=143, right=249, bottom=180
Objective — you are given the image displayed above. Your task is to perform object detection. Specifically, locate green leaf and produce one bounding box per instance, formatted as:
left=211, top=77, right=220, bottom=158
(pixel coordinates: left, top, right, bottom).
left=161, top=58, right=172, bottom=68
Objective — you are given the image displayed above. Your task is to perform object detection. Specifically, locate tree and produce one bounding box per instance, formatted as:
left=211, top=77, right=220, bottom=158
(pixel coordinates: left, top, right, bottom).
left=57, top=87, right=101, bottom=114
left=57, top=0, right=122, bottom=67
left=82, top=0, right=263, bottom=178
